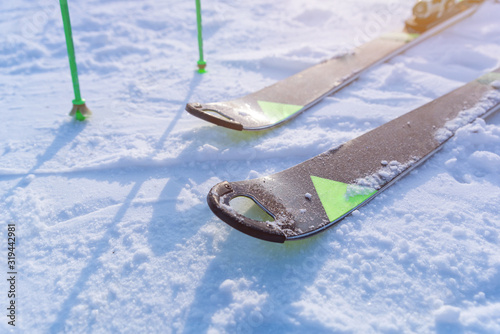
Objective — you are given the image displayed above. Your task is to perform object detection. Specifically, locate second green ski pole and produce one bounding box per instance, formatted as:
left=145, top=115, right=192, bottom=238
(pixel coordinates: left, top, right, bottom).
left=195, top=0, right=206, bottom=73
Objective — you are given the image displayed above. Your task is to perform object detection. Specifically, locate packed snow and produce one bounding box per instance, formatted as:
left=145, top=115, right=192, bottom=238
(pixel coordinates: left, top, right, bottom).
left=435, top=88, right=500, bottom=143
left=1, top=0, right=500, bottom=333
left=356, top=158, right=420, bottom=190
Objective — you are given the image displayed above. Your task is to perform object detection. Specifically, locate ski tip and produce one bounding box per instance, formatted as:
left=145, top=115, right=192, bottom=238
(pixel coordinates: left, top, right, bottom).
left=207, top=181, right=287, bottom=243
left=185, top=103, right=244, bottom=131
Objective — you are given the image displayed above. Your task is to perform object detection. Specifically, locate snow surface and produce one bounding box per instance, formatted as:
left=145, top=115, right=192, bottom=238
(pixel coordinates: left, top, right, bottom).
left=1, top=0, right=500, bottom=333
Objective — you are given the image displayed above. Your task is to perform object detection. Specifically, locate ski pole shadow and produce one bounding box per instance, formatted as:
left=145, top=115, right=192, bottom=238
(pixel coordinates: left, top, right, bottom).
left=1, top=119, right=87, bottom=202
left=146, top=171, right=212, bottom=256
left=47, top=71, right=203, bottom=331
left=48, top=172, right=149, bottom=333
left=155, top=72, right=203, bottom=151
left=145, top=71, right=210, bottom=255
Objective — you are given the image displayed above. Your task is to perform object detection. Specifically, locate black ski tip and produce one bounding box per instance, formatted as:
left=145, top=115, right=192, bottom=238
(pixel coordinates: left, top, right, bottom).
left=186, top=103, right=244, bottom=131
left=207, top=181, right=286, bottom=243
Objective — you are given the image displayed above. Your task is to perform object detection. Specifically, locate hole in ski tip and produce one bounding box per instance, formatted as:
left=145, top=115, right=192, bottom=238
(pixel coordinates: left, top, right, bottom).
left=229, top=196, right=274, bottom=222
left=203, top=109, right=234, bottom=122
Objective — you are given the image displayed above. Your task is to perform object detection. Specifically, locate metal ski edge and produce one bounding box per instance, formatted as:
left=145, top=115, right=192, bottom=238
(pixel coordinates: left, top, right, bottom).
left=186, top=3, right=481, bottom=131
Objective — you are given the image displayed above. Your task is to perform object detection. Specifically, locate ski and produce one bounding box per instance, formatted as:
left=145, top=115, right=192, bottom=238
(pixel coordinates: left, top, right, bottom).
left=186, top=1, right=484, bottom=131
left=207, top=68, right=500, bottom=243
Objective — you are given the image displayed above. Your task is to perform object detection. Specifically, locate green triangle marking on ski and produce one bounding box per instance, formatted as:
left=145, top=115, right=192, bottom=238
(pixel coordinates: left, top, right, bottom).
left=311, top=176, right=377, bottom=223
left=381, top=32, right=420, bottom=43
left=257, top=100, right=303, bottom=122
left=477, top=72, right=500, bottom=85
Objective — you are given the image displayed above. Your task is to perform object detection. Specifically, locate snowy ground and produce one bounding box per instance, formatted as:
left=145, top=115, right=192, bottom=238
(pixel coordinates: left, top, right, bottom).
left=1, top=0, right=500, bottom=333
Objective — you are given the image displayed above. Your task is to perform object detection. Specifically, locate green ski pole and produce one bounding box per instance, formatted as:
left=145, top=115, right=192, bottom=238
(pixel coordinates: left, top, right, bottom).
left=195, top=0, right=206, bottom=73
left=59, top=0, right=91, bottom=120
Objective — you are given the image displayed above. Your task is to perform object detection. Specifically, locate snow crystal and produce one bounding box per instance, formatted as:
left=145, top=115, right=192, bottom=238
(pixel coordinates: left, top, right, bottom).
left=220, top=195, right=235, bottom=213
left=467, top=150, right=500, bottom=173
left=21, top=173, right=36, bottom=186
left=473, top=292, right=486, bottom=302
left=355, top=158, right=418, bottom=189
left=435, top=89, right=500, bottom=143
left=345, top=184, right=376, bottom=197
left=434, top=305, right=461, bottom=324
left=210, top=278, right=268, bottom=332
left=197, top=144, right=220, bottom=159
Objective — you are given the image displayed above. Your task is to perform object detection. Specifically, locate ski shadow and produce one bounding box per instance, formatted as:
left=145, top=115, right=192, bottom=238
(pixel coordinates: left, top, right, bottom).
left=48, top=72, right=204, bottom=331
left=1, top=119, right=87, bottom=201
left=181, top=229, right=335, bottom=333
left=144, top=70, right=288, bottom=256
left=145, top=72, right=211, bottom=256
left=146, top=170, right=211, bottom=256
